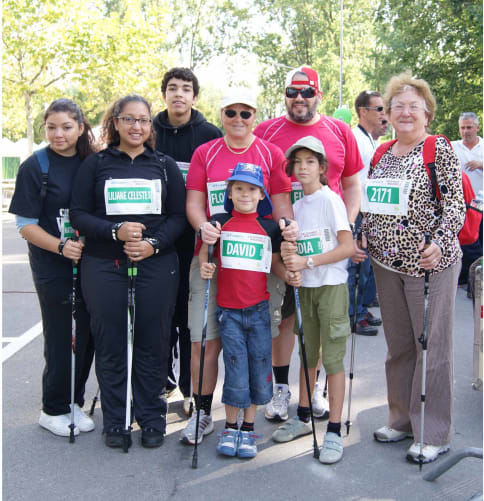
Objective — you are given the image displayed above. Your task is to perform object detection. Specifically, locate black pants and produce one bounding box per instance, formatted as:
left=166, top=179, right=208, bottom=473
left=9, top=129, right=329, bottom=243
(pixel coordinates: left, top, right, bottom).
left=168, top=248, right=192, bottom=397
left=82, top=253, right=178, bottom=433
left=34, top=272, right=94, bottom=416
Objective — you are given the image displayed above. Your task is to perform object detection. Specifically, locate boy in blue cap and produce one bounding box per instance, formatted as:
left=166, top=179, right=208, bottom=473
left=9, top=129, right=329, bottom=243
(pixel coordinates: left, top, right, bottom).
left=199, top=162, right=300, bottom=458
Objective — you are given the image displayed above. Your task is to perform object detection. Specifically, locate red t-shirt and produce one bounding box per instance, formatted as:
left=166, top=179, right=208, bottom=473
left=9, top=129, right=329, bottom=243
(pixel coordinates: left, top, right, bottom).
left=253, top=115, right=364, bottom=197
left=213, top=211, right=282, bottom=309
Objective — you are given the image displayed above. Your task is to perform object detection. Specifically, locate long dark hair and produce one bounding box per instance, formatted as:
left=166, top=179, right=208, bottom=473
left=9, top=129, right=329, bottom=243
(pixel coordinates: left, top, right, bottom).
left=43, top=99, right=96, bottom=160
left=285, top=148, right=328, bottom=185
left=100, top=95, right=155, bottom=150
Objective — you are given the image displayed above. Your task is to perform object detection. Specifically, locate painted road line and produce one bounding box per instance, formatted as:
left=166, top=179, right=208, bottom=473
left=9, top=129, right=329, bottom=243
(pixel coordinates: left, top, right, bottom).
left=2, top=321, right=42, bottom=363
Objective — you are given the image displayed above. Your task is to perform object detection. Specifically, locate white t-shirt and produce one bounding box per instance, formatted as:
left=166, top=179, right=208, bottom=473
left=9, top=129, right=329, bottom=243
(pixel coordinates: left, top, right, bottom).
left=293, top=185, right=351, bottom=287
left=353, top=125, right=376, bottom=195
left=451, top=137, right=483, bottom=196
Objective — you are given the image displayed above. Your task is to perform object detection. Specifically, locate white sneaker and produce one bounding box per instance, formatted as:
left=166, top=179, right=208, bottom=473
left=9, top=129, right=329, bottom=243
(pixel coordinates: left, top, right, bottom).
left=183, top=397, right=193, bottom=416
left=406, top=442, right=450, bottom=463
left=265, top=384, right=291, bottom=421
left=374, top=425, right=413, bottom=443
left=312, top=382, right=330, bottom=419
left=71, top=404, right=95, bottom=432
left=39, top=411, right=79, bottom=437
left=318, top=431, right=343, bottom=464
left=180, top=409, right=214, bottom=445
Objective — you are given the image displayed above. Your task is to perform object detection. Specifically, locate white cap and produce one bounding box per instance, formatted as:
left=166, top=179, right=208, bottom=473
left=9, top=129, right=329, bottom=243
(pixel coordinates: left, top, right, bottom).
left=220, top=88, right=257, bottom=110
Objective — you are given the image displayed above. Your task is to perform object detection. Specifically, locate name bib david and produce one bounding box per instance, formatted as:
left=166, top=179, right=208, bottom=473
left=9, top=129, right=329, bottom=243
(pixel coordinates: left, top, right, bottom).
left=220, top=231, right=272, bottom=273
left=104, top=178, right=162, bottom=215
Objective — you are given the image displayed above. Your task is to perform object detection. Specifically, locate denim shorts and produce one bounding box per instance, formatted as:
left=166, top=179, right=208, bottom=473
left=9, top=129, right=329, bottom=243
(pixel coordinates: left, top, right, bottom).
left=216, top=300, right=273, bottom=408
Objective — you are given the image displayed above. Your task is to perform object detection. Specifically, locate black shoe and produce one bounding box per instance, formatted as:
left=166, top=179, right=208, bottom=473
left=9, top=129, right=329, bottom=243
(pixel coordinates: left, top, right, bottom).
left=355, top=320, right=378, bottom=336
left=365, top=311, right=382, bottom=326
left=105, top=427, right=132, bottom=449
left=367, top=297, right=379, bottom=308
left=141, top=427, right=164, bottom=448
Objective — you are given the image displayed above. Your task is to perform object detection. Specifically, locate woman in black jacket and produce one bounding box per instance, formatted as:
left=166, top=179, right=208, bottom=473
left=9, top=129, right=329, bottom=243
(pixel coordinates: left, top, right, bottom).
left=70, top=95, right=186, bottom=449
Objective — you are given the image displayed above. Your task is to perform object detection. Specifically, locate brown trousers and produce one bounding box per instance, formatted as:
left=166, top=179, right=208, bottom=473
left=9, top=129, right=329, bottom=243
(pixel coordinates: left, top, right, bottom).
left=372, top=259, right=460, bottom=445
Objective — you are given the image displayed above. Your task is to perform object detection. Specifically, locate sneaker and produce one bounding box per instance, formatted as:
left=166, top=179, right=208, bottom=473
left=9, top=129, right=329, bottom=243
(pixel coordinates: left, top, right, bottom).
left=183, top=397, right=193, bottom=416
left=216, top=429, right=239, bottom=457
left=265, top=384, right=291, bottom=421
left=312, top=382, right=330, bottom=419
left=141, top=427, right=164, bottom=448
left=39, top=411, right=79, bottom=437
left=71, top=404, right=95, bottom=432
left=374, top=425, right=413, bottom=443
left=104, top=427, right=132, bottom=449
left=318, top=431, right=343, bottom=464
left=355, top=319, right=378, bottom=336
left=180, top=409, right=214, bottom=445
left=272, top=416, right=312, bottom=443
left=237, top=431, right=259, bottom=458
left=365, top=311, right=382, bottom=326
left=406, top=442, right=450, bottom=463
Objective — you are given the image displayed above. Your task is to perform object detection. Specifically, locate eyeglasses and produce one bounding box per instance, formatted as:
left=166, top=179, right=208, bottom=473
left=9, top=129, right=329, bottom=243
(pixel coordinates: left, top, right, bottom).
left=361, top=106, right=384, bottom=112
left=224, top=109, right=253, bottom=119
left=391, top=104, right=425, bottom=113
left=285, top=86, right=317, bottom=99
left=117, top=116, right=152, bottom=126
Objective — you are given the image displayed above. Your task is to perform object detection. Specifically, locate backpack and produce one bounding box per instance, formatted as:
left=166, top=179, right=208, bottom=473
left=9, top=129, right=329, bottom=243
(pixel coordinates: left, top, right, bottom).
left=371, top=135, right=482, bottom=246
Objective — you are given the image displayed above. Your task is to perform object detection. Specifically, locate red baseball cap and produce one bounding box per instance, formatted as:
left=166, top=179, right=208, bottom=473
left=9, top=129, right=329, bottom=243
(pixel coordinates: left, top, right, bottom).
left=285, top=66, right=320, bottom=92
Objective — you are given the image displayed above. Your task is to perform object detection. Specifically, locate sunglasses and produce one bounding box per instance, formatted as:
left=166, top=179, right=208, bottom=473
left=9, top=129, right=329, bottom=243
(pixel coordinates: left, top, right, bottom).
left=285, top=86, right=317, bottom=99
left=224, top=109, right=253, bottom=119
left=361, top=106, right=384, bottom=112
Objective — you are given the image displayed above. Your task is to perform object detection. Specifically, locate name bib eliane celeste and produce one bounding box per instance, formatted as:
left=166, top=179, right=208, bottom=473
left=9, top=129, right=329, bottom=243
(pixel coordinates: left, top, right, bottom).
left=104, top=178, right=162, bottom=215
left=361, top=178, right=412, bottom=216
left=220, top=231, right=272, bottom=273
left=291, top=181, right=304, bottom=204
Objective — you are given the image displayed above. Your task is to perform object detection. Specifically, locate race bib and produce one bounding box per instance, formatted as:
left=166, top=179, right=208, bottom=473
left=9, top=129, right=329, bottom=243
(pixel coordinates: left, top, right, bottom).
left=291, top=181, right=304, bottom=204
left=177, top=161, right=189, bottom=185
left=57, top=208, right=75, bottom=240
left=297, top=228, right=334, bottom=256
left=104, top=178, right=162, bottom=215
left=207, top=181, right=228, bottom=216
left=361, top=178, right=412, bottom=216
left=220, top=231, right=272, bottom=273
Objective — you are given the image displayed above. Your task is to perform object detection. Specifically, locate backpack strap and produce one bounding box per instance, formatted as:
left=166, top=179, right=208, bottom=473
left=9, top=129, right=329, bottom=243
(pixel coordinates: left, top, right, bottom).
left=422, top=134, right=452, bottom=202
left=371, top=139, right=398, bottom=168
left=34, top=147, right=50, bottom=202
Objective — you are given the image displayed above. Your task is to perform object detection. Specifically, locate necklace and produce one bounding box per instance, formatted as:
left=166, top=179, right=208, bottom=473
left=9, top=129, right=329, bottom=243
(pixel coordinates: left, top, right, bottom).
left=224, top=135, right=255, bottom=155
left=392, top=135, right=427, bottom=156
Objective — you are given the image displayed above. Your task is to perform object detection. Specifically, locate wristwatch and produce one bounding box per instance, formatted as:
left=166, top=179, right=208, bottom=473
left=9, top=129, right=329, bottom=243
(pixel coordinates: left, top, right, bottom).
left=143, top=237, right=160, bottom=255
left=306, top=257, right=315, bottom=269
left=112, top=222, right=125, bottom=241
left=58, top=240, right=67, bottom=256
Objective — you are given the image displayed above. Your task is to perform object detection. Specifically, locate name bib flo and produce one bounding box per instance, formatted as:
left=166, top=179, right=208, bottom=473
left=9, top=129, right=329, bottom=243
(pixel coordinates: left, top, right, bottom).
left=57, top=208, right=75, bottom=240
left=296, top=228, right=334, bottom=256
left=220, top=231, right=272, bottom=273
left=361, top=178, right=412, bottom=216
left=104, top=178, right=162, bottom=215
left=177, top=161, right=189, bottom=186
left=207, top=181, right=228, bottom=216
left=291, top=182, right=304, bottom=204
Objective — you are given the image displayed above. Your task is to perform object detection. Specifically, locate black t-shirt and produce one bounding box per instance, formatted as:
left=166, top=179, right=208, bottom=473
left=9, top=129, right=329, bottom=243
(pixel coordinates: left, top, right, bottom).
left=9, top=147, right=82, bottom=282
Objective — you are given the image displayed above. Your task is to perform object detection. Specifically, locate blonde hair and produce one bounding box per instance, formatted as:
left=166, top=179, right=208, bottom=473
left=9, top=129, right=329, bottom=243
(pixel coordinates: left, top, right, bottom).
left=383, top=70, right=436, bottom=124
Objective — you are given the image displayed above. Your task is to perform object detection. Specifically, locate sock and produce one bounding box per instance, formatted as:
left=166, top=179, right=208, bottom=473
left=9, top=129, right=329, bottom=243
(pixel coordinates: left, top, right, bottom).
left=240, top=421, right=254, bottom=432
left=327, top=421, right=341, bottom=437
left=225, top=421, right=238, bottom=430
left=273, top=365, right=289, bottom=386
left=297, top=406, right=311, bottom=423
left=193, top=393, right=213, bottom=416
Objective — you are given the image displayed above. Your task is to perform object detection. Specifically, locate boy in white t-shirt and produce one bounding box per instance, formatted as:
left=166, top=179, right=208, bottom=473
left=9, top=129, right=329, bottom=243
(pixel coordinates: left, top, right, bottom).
left=271, top=136, right=354, bottom=464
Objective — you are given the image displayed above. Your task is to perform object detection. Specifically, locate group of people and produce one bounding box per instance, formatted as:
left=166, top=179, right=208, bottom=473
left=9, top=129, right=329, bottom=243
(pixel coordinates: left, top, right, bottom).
left=9, top=64, right=478, bottom=465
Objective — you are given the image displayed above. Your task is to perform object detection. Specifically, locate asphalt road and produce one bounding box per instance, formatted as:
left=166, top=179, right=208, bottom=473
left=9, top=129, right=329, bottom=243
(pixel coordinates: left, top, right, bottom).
left=2, top=212, right=482, bottom=501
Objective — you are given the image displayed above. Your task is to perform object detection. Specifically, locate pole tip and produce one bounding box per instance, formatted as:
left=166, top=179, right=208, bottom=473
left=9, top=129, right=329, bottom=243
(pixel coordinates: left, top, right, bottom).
left=192, top=454, right=198, bottom=469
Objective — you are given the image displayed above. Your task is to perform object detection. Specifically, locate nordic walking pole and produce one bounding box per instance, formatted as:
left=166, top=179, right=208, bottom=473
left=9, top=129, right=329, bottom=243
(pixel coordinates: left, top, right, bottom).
left=192, top=221, right=215, bottom=469
left=345, top=227, right=361, bottom=436
left=89, top=386, right=100, bottom=416
left=69, top=231, right=80, bottom=443
left=418, top=232, right=432, bottom=471
left=323, top=376, right=328, bottom=399
left=124, top=259, right=137, bottom=453
left=283, top=218, right=319, bottom=459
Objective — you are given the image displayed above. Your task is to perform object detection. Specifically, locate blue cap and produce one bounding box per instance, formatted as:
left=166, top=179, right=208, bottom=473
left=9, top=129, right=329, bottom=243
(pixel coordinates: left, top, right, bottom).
left=223, top=163, right=273, bottom=217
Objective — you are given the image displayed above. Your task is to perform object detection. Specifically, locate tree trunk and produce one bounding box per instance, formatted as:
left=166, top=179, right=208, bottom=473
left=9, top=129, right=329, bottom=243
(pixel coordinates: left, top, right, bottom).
left=24, top=91, right=33, bottom=156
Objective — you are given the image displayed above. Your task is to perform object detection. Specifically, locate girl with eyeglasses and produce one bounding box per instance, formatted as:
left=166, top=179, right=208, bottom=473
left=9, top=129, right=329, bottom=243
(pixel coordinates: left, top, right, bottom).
left=9, top=98, right=96, bottom=438
left=70, top=94, right=186, bottom=449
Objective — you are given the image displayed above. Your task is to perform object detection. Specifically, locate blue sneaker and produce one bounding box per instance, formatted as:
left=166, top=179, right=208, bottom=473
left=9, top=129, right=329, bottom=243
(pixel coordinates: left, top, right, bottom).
left=216, top=429, right=239, bottom=457
left=237, top=431, right=259, bottom=458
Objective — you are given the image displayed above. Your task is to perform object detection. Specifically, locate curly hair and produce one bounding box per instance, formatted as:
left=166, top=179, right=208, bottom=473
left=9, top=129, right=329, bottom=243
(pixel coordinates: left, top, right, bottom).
left=161, top=67, right=199, bottom=97
left=100, top=95, right=155, bottom=149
